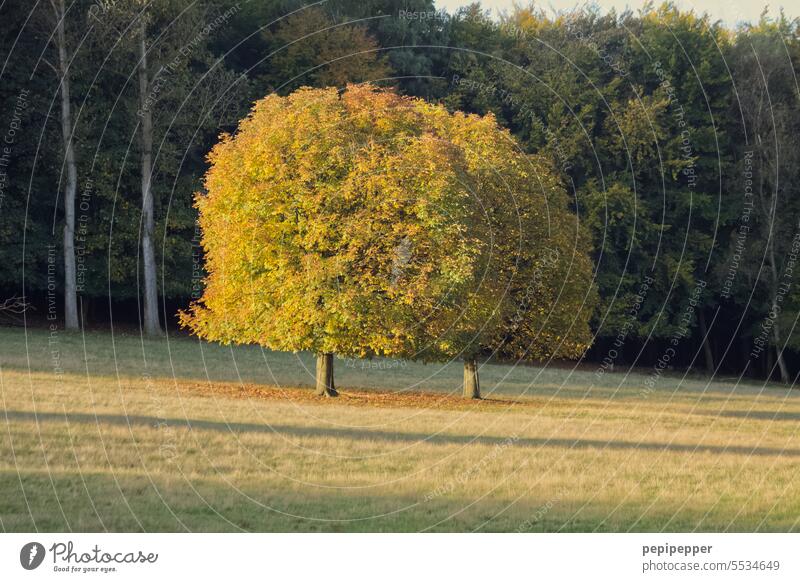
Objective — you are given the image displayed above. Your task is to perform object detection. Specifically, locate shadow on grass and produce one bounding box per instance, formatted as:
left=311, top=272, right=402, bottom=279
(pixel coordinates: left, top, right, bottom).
left=5, top=409, right=800, bottom=458
left=3, top=468, right=791, bottom=533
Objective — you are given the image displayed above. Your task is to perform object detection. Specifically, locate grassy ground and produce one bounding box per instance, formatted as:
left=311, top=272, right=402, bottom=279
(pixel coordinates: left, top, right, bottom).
left=1, top=325, right=799, bottom=532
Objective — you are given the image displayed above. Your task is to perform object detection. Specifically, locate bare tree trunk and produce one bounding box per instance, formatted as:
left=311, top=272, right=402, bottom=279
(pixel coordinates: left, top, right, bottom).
left=137, top=19, right=161, bottom=336
left=697, top=309, right=714, bottom=374
left=463, top=357, right=481, bottom=399
left=315, top=353, right=337, bottom=397
left=54, top=0, right=79, bottom=331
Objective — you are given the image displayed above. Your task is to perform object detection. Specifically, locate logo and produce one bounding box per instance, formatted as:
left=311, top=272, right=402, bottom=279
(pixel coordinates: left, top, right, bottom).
left=20, top=542, right=46, bottom=570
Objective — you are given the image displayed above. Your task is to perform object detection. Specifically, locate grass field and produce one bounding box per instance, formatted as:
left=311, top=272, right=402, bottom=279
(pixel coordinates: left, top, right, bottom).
left=1, top=325, right=799, bottom=532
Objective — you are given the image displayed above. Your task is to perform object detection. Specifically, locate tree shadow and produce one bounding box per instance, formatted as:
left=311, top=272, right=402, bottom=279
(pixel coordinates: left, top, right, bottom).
left=5, top=409, right=800, bottom=458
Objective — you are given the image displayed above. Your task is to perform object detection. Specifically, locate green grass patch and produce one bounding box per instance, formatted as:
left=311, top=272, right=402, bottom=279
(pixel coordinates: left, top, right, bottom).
left=1, top=326, right=798, bottom=532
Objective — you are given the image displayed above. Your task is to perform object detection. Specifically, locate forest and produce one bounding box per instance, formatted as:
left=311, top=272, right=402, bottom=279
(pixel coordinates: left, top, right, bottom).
left=2, top=0, right=799, bottom=382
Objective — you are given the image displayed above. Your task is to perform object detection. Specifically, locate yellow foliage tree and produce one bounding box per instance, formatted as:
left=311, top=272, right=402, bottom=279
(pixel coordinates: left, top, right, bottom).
left=413, top=99, right=598, bottom=397
left=180, top=85, right=597, bottom=397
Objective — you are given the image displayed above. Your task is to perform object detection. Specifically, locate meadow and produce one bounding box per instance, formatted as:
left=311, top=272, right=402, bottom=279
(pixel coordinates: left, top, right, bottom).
left=1, top=325, right=798, bottom=532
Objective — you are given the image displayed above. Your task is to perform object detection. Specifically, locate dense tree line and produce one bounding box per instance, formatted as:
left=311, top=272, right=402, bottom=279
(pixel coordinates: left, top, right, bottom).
left=1, top=1, right=799, bottom=382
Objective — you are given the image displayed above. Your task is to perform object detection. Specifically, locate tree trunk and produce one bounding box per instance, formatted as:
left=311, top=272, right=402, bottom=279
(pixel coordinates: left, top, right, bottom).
left=315, top=353, right=337, bottom=397
left=697, top=309, right=714, bottom=374
left=770, top=294, right=790, bottom=383
left=741, top=337, right=751, bottom=377
left=774, top=343, right=790, bottom=384
left=766, top=231, right=789, bottom=383
left=55, top=0, right=79, bottom=331
left=463, top=357, right=481, bottom=399
left=137, top=19, right=161, bottom=336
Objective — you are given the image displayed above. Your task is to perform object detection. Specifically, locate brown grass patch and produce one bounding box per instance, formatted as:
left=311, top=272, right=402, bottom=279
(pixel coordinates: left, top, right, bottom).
left=174, top=380, right=544, bottom=411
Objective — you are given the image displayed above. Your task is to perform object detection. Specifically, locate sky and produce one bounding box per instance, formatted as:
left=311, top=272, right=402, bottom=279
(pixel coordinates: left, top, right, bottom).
left=434, top=0, right=797, bottom=28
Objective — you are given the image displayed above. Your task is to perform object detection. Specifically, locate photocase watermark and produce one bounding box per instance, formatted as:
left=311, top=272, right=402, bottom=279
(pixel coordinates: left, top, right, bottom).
left=721, top=150, right=754, bottom=300
left=20, top=542, right=46, bottom=570
left=190, top=219, right=203, bottom=300
left=595, top=274, right=654, bottom=378
left=423, top=434, right=520, bottom=502
left=0, top=88, right=30, bottom=209
left=137, top=4, right=241, bottom=116
left=398, top=8, right=530, bottom=43
left=46, top=244, right=67, bottom=400
left=88, top=0, right=121, bottom=18
left=344, top=357, right=407, bottom=371
left=145, top=366, right=179, bottom=462
left=75, top=176, right=93, bottom=293
left=22, top=540, right=159, bottom=574
left=652, top=60, right=698, bottom=190
left=516, top=488, right=566, bottom=532
left=397, top=8, right=447, bottom=21
left=568, top=27, right=628, bottom=77
left=505, top=247, right=561, bottom=338
left=451, top=75, right=573, bottom=173
left=640, top=278, right=706, bottom=397
left=390, top=236, right=412, bottom=287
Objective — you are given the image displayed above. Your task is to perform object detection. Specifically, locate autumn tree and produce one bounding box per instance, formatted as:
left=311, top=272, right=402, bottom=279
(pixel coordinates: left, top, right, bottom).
left=181, top=85, right=481, bottom=395
left=412, top=103, right=598, bottom=397
left=181, top=84, right=596, bottom=397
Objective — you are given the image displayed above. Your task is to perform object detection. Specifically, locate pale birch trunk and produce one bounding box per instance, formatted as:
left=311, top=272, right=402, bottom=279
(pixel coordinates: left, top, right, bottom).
left=54, top=0, right=79, bottom=330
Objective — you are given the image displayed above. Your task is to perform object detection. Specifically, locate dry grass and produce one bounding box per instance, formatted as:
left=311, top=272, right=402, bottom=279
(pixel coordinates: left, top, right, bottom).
left=1, top=326, right=799, bottom=532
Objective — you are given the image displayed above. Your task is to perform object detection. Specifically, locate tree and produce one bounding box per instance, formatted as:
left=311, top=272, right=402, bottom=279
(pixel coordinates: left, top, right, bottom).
left=134, top=11, right=161, bottom=335
left=326, top=0, right=452, bottom=98
left=181, top=84, right=597, bottom=397
left=263, top=6, right=391, bottom=93
left=0, top=1, right=62, bottom=303
left=181, top=85, right=478, bottom=395
left=53, top=0, right=81, bottom=330
left=723, top=15, right=800, bottom=382
left=412, top=105, right=598, bottom=397
left=36, top=0, right=85, bottom=330
left=445, top=3, right=733, bottom=375
left=91, top=0, right=245, bottom=333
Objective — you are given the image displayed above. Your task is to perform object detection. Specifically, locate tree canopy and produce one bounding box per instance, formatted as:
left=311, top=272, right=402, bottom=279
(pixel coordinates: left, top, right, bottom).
left=180, top=84, right=596, bottom=396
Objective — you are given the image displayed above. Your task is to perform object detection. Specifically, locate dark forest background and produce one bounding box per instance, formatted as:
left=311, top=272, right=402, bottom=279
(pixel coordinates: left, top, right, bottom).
left=2, top=0, right=799, bottom=382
